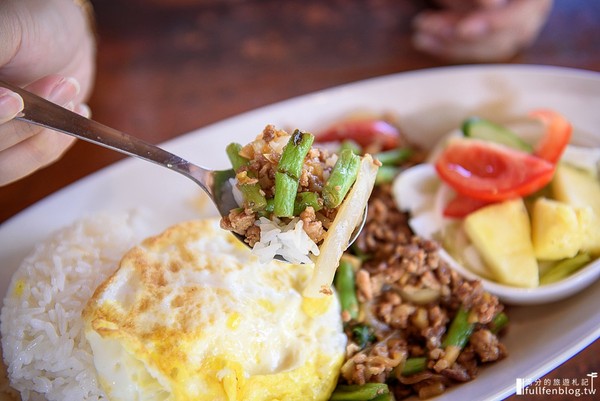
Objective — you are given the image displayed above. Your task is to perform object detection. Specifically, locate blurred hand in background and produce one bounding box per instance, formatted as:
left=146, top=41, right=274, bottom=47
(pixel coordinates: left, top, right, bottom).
left=413, top=0, right=554, bottom=62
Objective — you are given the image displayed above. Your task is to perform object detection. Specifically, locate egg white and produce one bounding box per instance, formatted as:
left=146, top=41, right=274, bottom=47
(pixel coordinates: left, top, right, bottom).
left=83, top=218, right=346, bottom=401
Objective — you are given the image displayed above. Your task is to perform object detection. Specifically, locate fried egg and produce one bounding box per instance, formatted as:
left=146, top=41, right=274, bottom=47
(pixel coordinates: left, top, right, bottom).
left=82, top=218, right=346, bottom=401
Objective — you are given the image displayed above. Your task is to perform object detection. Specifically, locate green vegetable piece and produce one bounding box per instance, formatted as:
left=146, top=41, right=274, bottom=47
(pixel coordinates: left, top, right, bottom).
left=439, top=306, right=474, bottom=367
left=238, top=181, right=267, bottom=211
left=375, top=165, right=399, bottom=185
left=374, top=147, right=412, bottom=166
left=370, top=393, right=395, bottom=401
left=293, top=192, right=323, bottom=215
left=442, top=306, right=474, bottom=349
left=277, top=129, right=315, bottom=178
left=340, top=139, right=362, bottom=155
left=350, top=242, right=372, bottom=262
left=351, top=324, right=375, bottom=349
left=329, top=383, right=390, bottom=401
left=490, top=312, right=509, bottom=334
left=401, top=357, right=427, bottom=376
left=257, top=198, right=275, bottom=218
left=226, top=142, right=249, bottom=171
left=334, top=257, right=359, bottom=320
left=274, top=172, right=299, bottom=217
left=273, top=130, right=315, bottom=217
left=322, top=148, right=361, bottom=209
left=462, top=117, right=533, bottom=152
left=540, top=253, right=592, bottom=285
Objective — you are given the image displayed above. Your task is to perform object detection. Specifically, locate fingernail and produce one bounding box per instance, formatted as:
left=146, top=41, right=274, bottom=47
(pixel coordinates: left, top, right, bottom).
left=0, top=88, right=24, bottom=120
left=48, top=77, right=81, bottom=105
left=75, top=103, right=91, bottom=118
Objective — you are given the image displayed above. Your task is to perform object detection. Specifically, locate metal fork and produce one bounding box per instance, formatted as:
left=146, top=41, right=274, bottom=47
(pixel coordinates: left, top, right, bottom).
left=1, top=80, right=365, bottom=260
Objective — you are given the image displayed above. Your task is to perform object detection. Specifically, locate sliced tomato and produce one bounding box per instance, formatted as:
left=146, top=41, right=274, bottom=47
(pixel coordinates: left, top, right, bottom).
left=530, top=109, right=572, bottom=163
left=316, top=119, right=401, bottom=150
left=443, top=193, right=494, bottom=218
left=434, top=138, right=555, bottom=201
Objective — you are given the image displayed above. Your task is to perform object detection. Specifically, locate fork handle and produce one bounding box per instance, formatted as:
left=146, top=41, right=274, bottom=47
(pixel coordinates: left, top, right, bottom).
left=1, top=80, right=212, bottom=193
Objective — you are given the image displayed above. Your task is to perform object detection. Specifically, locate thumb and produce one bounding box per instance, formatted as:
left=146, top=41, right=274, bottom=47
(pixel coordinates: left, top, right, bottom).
left=0, top=87, right=23, bottom=124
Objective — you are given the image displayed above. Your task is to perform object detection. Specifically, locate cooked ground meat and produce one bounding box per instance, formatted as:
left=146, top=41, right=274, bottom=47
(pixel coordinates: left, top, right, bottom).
left=300, top=206, right=325, bottom=244
left=220, top=208, right=255, bottom=236
left=340, top=184, right=508, bottom=399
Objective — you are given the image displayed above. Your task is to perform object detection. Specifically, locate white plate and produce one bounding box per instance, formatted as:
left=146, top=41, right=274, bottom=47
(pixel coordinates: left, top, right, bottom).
left=1, top=65, right=600, bottom=401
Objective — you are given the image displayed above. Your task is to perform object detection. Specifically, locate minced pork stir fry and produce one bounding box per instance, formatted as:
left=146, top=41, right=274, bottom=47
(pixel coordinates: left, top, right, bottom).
left=332, top=184, right=508, bottom=400
left=221, top=124, right=350, bottom=249
left=316, top=117, right=510, bottom=401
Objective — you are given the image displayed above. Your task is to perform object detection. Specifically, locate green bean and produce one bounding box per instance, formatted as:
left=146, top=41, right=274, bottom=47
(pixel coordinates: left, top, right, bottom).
left=293, top=192, right=322, bottom=215
left=374, top=147, right=412, bottom=166
left=540, top=253, right=591, bottom=285
left=277, top=129, right=315, bottom=177
left=322, top=148, right=361, bottom=209
left=329, top=383, right=390, bottom=400
left=400, top=357, right=427, bottom=376
left=257, top=198, right=275, bottom=218
left=490, top=312, right=509, bottom=335
left=350, top=243, right=372, bottom=262
left=442, top=306, right=474, bottom=349
left=441, top=306, right=474, bottom=367
left=340, top=139, right=362, bottom=155
left=227, top=143, right=267, bottom=211
left=334, top=257, right=359, bottom=320
left=273, top=130, right=315, bottom=217
left=238, top=181, right=267, bottom=211
left=226, top=142, right=249, bottom=171
left=375, top=165, right=399, bottom=185
left=274, top=172, right=298, bottom=217
left=370, top=393, right=395, bottom=401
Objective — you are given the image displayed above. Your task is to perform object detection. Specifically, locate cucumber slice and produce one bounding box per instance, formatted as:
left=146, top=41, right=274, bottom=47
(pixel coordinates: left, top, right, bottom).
left=462, top=117, right=533, bottom=152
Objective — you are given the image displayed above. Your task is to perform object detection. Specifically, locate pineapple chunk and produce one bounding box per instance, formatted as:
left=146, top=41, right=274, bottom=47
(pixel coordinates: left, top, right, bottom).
left=463, top=198, right=539, bottom=288
left=576, top=207, right=600, bottom=255
left=531, top=197, right=582, bottom=260
left=552, top=162, right=600, bottom=254
left=552, top=163, right=600, bottom=213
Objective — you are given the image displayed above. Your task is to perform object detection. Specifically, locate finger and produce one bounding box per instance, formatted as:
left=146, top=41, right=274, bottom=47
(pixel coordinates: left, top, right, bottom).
left=0, top=87, right=24, bottom=125
left=457, top=0, right=553, bottom=40
left=0, top=76, right=80, bottom=151
left=0, top=100, right=91, bottom=185
left=412, top=11, right=462, bottom=38
left=0, top=128, right=75, bottom=186
left=413, top=29, right=518, bottom=62
left=25, top=75, right=81, bottom=105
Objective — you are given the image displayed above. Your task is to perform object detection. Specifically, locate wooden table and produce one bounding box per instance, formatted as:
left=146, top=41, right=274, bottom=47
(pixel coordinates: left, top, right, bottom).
left=1, top=1, right=598, bottom=399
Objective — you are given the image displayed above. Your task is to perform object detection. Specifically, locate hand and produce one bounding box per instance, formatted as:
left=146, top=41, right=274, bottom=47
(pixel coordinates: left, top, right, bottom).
left=412, top=0, right=553, bottom=63
left=0, top=0, right=96, bottom=186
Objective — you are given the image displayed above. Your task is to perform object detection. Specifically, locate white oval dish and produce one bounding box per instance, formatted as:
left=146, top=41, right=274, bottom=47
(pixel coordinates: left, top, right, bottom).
left=393, top=160, right=600, bottom=306
left=442, top=248, right=600, bottom=305
left=2, top=65, right=600, bottom=401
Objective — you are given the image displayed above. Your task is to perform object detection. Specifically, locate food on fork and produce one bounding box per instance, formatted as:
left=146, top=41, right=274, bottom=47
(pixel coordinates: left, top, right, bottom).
left=220, top=124, right=379, bottom=297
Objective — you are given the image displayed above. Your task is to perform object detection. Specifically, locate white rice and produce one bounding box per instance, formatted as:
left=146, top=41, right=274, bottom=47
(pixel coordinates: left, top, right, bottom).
left=0, top=210, right=153, bottom=401
left=230, top=177, right=320, bottom=265
left=252, top=216, right=320, bottom=265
